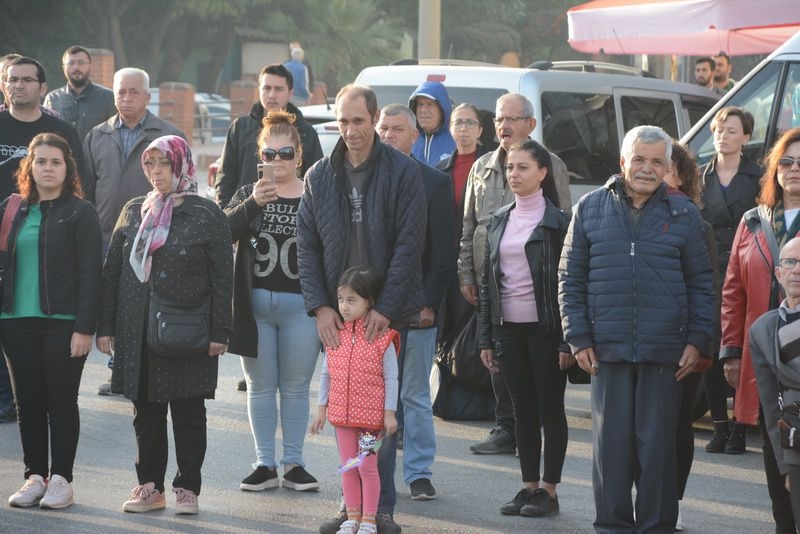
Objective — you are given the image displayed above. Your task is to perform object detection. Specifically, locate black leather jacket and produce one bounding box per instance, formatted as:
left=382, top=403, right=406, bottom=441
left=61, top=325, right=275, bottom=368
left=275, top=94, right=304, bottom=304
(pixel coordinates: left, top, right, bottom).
left=478, top=199, right=570, bottom=351
left=0, top=195, right=102, bottom=333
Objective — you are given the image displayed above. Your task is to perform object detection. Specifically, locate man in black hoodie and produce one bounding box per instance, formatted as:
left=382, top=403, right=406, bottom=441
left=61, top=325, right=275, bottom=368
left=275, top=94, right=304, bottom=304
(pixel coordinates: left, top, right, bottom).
left=215, top=64, right=323, bottom=209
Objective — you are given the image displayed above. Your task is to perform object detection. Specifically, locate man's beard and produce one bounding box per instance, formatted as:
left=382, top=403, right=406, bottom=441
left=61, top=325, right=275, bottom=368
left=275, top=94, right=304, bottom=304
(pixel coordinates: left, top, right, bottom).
left=70, top=74, right=89, bottom=88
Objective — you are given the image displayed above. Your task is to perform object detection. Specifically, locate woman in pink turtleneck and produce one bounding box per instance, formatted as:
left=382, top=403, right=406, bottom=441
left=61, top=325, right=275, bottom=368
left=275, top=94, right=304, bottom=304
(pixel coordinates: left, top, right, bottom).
left=477, top=139, right=575, bottom=519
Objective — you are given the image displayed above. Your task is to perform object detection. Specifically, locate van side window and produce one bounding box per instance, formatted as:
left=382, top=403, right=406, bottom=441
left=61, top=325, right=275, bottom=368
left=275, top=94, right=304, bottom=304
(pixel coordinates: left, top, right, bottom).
left=688, top=61, right=782, bottom=165
left=777, top=64, right=800, bottom=137
left=541, top=92, right=619, bottom=186
left=620, top=96, right=679, bottom=139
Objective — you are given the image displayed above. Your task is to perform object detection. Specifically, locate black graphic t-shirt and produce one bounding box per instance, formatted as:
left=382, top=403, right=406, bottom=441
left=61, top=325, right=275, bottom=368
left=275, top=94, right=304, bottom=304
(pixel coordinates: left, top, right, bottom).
left=252, top=196, right=301, bottom=293
left=345, top=158, right=369, bottom=269
left=0, top=111, right=85, bottom=201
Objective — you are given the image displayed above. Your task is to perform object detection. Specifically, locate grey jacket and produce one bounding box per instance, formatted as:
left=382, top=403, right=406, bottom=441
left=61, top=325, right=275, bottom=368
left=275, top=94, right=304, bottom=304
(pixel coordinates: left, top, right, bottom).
left=83, top=111, right=185, bottom=242
left=457, top=144, right=571, bottom=287
left=750, top=309, right=800, bottom=475
left=44, top=81, right=116, bottom=140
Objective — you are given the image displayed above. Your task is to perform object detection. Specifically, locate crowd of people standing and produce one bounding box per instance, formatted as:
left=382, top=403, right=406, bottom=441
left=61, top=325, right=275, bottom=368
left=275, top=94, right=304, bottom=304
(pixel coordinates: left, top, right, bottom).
left=2, top=41, right=800, bottom=534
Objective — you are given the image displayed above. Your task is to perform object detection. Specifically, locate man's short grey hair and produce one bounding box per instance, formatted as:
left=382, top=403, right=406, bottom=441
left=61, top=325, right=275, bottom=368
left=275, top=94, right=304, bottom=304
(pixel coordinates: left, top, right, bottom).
left=620, top=125, right=673, bottom=161
left=380, top=103, right=416, bottom=129
left=496, top=93, right=534, bottom=118
left=113, top=68, right=150, bottom=93
left=290, top=47, right=304, bottom=61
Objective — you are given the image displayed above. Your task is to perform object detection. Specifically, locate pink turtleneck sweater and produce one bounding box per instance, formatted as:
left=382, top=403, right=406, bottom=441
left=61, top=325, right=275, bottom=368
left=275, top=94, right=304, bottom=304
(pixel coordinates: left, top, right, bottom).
left=499, top=189, right=546, bottom=323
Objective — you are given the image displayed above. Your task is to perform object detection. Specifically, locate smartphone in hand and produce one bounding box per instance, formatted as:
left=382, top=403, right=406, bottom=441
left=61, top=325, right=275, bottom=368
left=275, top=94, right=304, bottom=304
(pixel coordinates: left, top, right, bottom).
left=257, top=162, right=275, bottom=185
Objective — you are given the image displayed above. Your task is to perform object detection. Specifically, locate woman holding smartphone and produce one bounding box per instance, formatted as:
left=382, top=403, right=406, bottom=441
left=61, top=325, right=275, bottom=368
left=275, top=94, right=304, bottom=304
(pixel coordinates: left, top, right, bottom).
left=225, top=110, right=322, bottom=492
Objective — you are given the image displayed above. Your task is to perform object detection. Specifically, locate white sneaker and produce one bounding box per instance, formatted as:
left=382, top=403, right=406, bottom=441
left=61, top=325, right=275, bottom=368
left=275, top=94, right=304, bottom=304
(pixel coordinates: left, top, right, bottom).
left=675, top=504, right=684, bottom=531
left=356, top=522, right=377, bottom=534
left=39, top=474, right=73, bottom=509
left=8, top=475, right=47, bottom=507
left=336, top=519, right=360, bottom=534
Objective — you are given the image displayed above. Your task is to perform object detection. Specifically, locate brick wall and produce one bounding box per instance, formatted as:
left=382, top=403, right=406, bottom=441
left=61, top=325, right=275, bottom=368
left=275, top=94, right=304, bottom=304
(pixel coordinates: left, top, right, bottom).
left=88, top=48, right=114, bottom=89
left=230, top=80, right=258, bottom=118
left=159, top=82, right=195, bottom=143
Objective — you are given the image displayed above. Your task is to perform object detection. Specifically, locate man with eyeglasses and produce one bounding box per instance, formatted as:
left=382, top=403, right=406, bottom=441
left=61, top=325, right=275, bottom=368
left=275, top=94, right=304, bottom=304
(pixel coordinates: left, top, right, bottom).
left=83, top=67, right=185, bottom=396
left=751, top=237, right=800, bottom=528
left=43, top=46, right=115, bottom=141
left=0, top=56, right=88, bottom=202
left=458, top=93, right=571, bottom=455
left=214, top=64, right=322, bottom=211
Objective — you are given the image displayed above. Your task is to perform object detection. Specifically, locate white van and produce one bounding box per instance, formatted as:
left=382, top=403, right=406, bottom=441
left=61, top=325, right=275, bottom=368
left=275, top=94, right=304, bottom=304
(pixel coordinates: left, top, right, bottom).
left=355, top=62, right=719, bottom=198
left=683, top=31, right=800, bottom=165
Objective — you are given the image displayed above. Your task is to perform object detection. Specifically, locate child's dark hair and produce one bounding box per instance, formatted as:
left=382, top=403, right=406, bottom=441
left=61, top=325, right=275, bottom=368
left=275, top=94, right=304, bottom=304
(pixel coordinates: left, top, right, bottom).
left=338, top=267, right=384, bottom=306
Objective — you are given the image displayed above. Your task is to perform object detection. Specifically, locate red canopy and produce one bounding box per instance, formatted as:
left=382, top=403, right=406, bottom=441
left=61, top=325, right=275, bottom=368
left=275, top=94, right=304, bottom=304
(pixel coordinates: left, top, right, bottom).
left=567, top=0, right=800, bottom=56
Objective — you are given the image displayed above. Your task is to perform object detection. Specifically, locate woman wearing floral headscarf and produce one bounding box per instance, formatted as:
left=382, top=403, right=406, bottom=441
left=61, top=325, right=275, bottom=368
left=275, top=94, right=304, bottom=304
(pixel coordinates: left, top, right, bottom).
left=96, top=135, right=232, bottom=516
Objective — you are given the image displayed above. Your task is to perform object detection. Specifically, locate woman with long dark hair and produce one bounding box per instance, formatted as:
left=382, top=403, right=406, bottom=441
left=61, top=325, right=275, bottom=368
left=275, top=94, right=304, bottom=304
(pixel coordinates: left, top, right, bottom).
left=478, top=139, right=573, bottom=518
left=3, top=133, right=102, bottom=509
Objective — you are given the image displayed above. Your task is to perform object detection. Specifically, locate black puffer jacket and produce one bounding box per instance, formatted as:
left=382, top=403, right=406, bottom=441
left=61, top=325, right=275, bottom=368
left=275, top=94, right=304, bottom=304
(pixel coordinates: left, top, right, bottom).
left=0, top=195, right=102, bottom=334
left=215, top=102, right=323, bottom=208
left=297, top=135, right=427, bottom=323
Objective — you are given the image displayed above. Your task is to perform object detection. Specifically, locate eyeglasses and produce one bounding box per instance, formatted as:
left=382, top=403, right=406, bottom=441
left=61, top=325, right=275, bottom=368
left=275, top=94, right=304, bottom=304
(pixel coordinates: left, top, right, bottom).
left=261, top=146, right=296, bottom=162
left=452, top=118, right=479, bottom=129
left=778, top=156, right=800, bottom=169
left=779, top=257, right=800, bottom=269
left=494, top=115, right=530, bottom=125
left=63, top=60, right=90, bottom=67
left=5, top=76, right=40, bottom=85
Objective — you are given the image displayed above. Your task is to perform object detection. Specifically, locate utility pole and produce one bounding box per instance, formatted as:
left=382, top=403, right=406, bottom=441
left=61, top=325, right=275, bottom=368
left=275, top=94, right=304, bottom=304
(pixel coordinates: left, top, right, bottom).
left=418, top=0, right=441, bottom=59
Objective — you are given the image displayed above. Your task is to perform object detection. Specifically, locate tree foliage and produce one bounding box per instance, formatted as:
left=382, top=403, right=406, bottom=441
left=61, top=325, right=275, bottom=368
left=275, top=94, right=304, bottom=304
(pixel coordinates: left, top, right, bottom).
left=1, top=0, right=590, bottom=93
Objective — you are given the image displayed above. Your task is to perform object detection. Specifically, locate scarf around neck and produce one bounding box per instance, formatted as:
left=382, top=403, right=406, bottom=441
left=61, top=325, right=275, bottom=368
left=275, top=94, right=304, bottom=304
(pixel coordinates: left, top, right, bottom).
left=130, top=135, right=197, bottom=283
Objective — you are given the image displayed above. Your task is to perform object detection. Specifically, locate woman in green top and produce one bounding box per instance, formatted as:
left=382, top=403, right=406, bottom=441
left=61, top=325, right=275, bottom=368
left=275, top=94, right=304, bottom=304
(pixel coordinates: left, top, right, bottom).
left=1, top=133, right=103, bottom=510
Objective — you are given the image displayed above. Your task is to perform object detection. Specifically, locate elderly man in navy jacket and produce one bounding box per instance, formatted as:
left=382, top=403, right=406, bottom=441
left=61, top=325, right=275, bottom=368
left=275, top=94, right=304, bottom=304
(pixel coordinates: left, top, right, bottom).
left=559, top=125, right=714, bottom=533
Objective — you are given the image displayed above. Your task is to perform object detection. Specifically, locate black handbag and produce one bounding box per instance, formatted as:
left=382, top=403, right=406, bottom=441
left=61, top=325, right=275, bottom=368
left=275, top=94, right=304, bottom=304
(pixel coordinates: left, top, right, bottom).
left=566, top=362, right=591, bottom=384
left=436, top=310, right=492, bottom=392
left=146, top=291, right=210, bottom=358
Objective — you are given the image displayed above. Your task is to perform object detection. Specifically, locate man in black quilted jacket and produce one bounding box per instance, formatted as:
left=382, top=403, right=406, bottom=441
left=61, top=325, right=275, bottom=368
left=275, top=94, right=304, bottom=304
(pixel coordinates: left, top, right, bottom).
left=297, top=84, right=426, bottom=534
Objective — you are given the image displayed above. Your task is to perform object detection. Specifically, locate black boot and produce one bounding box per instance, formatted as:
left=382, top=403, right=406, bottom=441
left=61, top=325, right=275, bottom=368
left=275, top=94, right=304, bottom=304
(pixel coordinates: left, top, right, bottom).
left=705, top=421, right=730, bottom=453
left=725, top=421, right=747, bottom=454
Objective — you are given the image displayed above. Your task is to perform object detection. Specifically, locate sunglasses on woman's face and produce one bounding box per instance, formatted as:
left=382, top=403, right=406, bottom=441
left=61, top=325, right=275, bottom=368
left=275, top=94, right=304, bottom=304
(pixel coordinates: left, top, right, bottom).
left=261, top=146, right=296, bottom=162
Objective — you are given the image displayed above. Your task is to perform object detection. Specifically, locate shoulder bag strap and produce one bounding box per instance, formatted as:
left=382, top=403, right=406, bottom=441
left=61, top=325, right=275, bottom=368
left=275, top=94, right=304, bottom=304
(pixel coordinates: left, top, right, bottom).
left=0, top=194, right=23, bottom=253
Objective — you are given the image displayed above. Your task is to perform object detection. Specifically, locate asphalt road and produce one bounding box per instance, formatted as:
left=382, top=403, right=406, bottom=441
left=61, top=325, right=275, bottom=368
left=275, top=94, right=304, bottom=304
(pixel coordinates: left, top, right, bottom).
left=0, top=344, right=779, bottom=533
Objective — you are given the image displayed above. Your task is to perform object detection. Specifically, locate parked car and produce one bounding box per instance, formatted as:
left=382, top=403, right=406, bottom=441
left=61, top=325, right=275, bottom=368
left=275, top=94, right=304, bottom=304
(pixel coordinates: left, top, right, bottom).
left=355, top=61, right=719, bottom=199
left=297, top=103, right=336, bottom=125
left=682, top=31, right=800, bottom=167
left=146, top=88, right=231, bottom=145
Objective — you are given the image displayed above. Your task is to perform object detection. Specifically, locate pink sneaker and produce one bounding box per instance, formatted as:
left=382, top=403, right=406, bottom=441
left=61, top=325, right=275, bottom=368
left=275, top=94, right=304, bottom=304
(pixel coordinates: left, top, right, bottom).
left=122, top=482, right=165, bottom=513
left=173, top=487, right=198, bottom=515
left=8, top=475, right=47, bottom=507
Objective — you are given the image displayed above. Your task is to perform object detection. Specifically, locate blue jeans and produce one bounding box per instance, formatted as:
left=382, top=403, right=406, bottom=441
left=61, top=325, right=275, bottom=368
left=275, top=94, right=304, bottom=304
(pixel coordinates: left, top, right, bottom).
left=398, top=327, right=436, bottom=484
left=241, top=289, right=320, bottom=469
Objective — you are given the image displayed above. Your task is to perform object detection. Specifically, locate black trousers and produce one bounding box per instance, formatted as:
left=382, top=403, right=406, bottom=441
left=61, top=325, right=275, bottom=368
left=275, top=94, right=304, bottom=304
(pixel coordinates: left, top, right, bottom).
left=0, top=318, right=85, bottom=482
left=676, top=371, right=702, bottom=499
left=495, top=322, right=567, bottom=483
left=761, top=409, right=798, bottom=533
left=702, top=358, right=730, bottom=422
left=132, top=396, right=207, bottom=495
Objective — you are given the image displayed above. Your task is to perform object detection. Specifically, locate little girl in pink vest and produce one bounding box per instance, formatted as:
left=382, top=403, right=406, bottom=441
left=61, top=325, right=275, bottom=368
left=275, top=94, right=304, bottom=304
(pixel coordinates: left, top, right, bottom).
left=310, top=267, right=400, bottom=534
